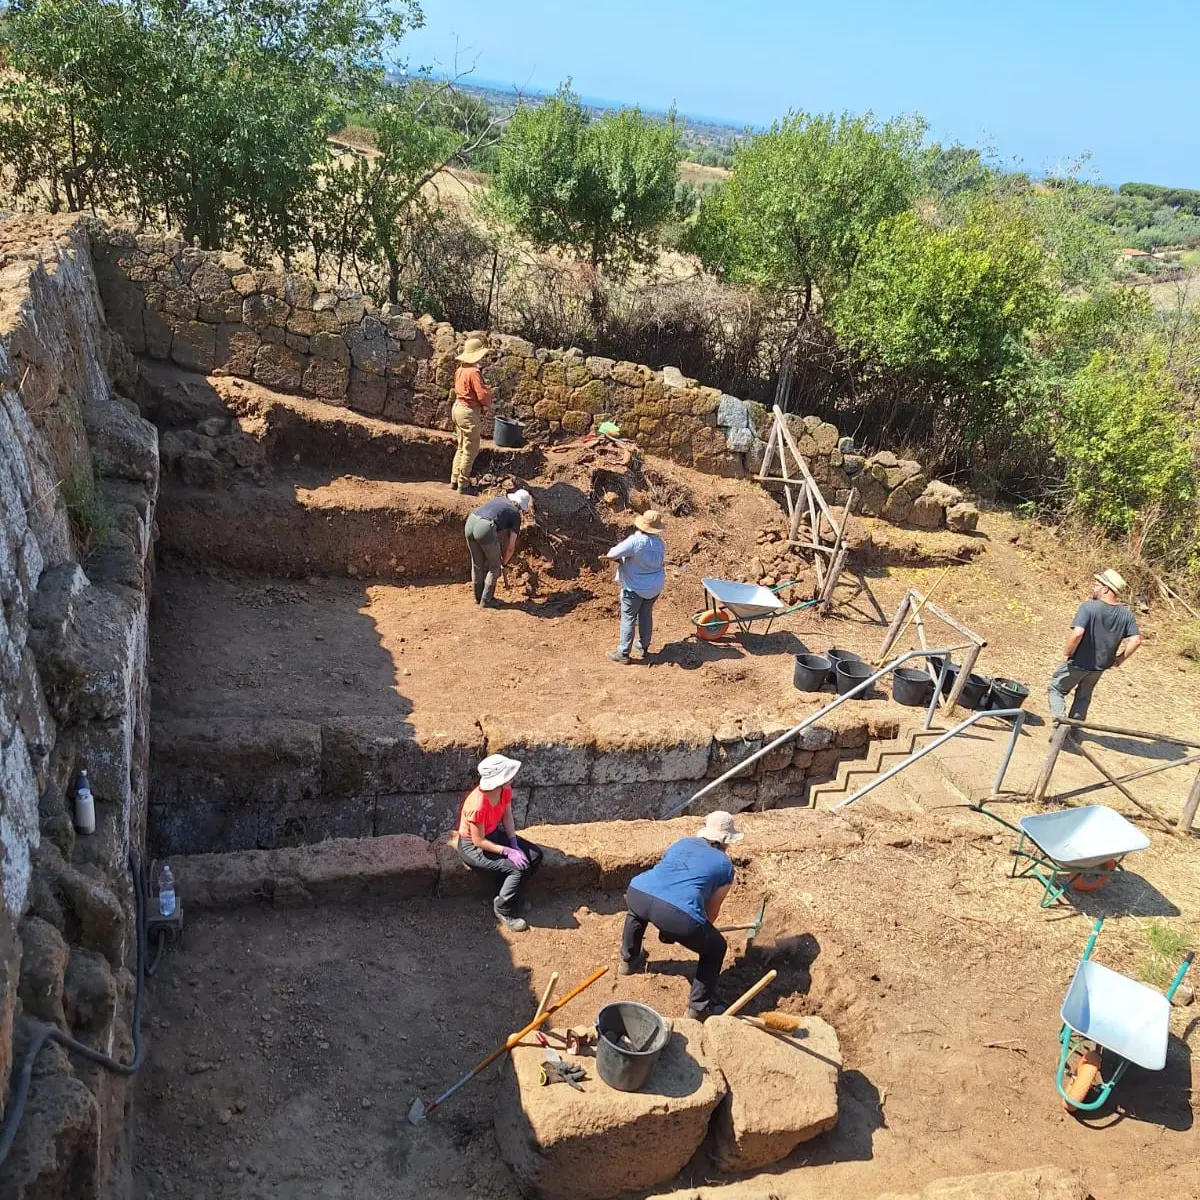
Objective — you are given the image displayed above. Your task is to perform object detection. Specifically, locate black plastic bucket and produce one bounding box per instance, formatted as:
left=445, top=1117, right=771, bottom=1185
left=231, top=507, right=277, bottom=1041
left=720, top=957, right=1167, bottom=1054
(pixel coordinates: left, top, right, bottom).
left=892, top=667, right=934, bottom=707
left=793, top=653, right=831, bottom=692
left=493, top=416, right=525, bottom=448
left=988, top=677, right=1030, bottom=710
left=826, top=648, right=864, bottom=684
left=595, top=1001, right=670, bottom=1092
left=958, top=673, right=991, bottom=709
left=835, top=659, right=875, bottom=697
left=937, top=661, right=959, bottom=695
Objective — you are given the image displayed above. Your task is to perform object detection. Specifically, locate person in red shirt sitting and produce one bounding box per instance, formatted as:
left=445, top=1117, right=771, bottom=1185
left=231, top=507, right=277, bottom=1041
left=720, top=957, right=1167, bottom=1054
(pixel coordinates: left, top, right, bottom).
left=450, top=337, right=493, bottom=494
left=455, top=754, right=543, bottom=932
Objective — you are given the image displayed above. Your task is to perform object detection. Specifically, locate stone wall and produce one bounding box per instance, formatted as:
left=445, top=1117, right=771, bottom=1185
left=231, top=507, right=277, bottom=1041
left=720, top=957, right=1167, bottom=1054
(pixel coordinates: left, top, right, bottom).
left=88, top=227, right=977, bottom=530
left=147, top=709, right=902, bottom=856
left=0, top=215, right=158, bottom=1198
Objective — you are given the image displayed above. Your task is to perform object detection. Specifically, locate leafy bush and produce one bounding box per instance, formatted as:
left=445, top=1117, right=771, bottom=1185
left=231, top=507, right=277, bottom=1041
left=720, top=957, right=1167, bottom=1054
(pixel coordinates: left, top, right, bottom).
left=1056, top=345, right=1197, bottom=549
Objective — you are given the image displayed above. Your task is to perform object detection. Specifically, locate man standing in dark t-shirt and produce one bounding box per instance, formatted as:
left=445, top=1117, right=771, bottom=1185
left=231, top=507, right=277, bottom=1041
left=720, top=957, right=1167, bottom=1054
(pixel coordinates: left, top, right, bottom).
left=1047, top=568, right=1142, bottom=730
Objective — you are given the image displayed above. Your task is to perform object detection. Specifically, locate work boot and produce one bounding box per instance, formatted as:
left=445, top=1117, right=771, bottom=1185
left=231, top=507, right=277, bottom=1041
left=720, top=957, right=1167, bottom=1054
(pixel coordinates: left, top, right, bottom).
left=685, top=1001, right=726, bottom=1022
left=494, top=900, right=528, bottom=933
left=606, top=650, right=631, bottom=665
left=618, top=951, right=647, bottom=976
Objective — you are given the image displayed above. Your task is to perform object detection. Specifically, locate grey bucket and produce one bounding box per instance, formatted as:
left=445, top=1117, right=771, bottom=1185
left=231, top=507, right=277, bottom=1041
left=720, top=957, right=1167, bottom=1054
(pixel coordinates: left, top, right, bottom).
left=835, top=659, right=875, bottom=697
left=826, top=648, right=864, bottom=684
left=892, top=667, right=934, bottom=707
left=595, top=1002, right=671, bottom=1092
left=493, top=416, right=525, bottom=448
left=793, top=653, right=831, bottom=692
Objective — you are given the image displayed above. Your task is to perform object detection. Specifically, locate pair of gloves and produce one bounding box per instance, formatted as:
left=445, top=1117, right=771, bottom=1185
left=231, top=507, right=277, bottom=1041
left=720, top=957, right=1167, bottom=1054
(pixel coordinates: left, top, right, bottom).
left=500, top=841, right=530, bottom=870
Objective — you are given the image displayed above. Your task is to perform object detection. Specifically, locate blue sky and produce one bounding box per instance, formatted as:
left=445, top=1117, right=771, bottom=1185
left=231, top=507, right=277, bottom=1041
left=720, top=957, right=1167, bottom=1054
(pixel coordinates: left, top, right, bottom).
left=399, top=0, right=1199, bottom=187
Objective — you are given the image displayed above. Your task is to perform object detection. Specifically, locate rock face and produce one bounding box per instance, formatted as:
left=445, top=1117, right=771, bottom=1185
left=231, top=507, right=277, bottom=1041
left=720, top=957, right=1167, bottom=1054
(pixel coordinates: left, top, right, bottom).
left=0, top=214, right=156, bottom=1199
left=494, top=1019, right=726, bottom=1200
left=703, top=1014, right=841, bottom=1173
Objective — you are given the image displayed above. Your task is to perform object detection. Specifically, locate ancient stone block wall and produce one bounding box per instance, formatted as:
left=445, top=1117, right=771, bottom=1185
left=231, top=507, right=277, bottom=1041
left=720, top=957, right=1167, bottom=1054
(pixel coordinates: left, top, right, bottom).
left=88, top=226, right=976, bottom=528
left=0, top=215, right=158, bottom=1199
left=146, top=709, right=901, bottom=856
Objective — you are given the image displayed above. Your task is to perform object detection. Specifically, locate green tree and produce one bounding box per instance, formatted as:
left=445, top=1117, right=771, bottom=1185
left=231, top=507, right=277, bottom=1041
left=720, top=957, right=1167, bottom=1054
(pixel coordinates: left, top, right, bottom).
left=310, top=78, right=500, bottom=303
left=689, top=110, right=925, bottom=315
left=0, top=0, right=421, bottom=256
left=487, top=87, right=682, bottom=276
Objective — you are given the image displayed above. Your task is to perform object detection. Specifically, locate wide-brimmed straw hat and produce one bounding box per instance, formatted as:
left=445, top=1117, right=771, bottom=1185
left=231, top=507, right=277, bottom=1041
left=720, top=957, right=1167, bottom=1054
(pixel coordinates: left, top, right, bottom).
left=1094, top=568, right=1128, bottom=595
left=457, top=336, right=490, bottom=364
left=697, top=810, right=743, bottom=846
left=478, top=753, right=522, bottom=789
left=634, top=509, right=665, bottom=535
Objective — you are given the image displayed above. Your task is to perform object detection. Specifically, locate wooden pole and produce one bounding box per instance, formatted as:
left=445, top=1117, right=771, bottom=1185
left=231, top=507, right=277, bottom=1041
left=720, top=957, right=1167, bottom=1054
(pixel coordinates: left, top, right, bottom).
left=1033, top=724, right=1069, bottom=802
left=1052, top=751, right=1200, bottom=802
left=1178, top=769, right=1200, bottom=834
left=773, top=407, right=837, bottom=528
left=944, top=641, right=979, bottom=716
left=1054, top=717, right=1200, bottom=750
left=1075, top=742, right=1179, bottom=835
left=878, top=592, right=912, bottom=661
left=820, top=547, right=849, bottom=612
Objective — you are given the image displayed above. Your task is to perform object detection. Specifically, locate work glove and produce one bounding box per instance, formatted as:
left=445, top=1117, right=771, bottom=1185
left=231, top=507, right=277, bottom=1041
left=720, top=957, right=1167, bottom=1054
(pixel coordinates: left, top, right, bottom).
left=502, top=845, right=530, bottom=870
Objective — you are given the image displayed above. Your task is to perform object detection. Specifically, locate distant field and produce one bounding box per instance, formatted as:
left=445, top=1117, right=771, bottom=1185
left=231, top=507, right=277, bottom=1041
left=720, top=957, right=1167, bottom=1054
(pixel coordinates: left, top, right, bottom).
left=680, top=161, right=731, bottom=189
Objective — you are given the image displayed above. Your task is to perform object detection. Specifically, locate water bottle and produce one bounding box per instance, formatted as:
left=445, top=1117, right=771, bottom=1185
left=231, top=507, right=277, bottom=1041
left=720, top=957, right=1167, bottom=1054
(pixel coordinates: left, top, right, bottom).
left=74, top=770, right=96, bottom=835
left=159, top=864, right=176, bottom=918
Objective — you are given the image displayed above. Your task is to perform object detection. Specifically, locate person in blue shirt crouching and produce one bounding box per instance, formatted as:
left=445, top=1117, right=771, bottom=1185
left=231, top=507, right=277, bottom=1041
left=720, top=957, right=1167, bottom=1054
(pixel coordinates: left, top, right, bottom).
left=619, top=810, right=742, bottom=1019
left=605, top=510, right=666, bottom=664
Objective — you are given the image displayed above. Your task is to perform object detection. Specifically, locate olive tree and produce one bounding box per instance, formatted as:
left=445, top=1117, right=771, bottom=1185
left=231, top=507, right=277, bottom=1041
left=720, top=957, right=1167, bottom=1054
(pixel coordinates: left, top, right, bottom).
left=689, top=110, right=926, bottom=316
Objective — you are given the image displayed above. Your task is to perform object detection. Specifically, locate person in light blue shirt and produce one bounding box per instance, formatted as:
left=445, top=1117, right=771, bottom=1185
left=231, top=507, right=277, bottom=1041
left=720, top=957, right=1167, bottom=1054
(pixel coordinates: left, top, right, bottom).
left=605, top=510, right=666, bottom=665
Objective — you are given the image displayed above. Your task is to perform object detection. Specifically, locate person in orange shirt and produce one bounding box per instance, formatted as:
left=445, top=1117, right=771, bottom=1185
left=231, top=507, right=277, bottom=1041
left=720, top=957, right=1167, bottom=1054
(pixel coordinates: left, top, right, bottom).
left=450, top=337, right=493, bottom=494
left=455, top=754, right=543, bottom=932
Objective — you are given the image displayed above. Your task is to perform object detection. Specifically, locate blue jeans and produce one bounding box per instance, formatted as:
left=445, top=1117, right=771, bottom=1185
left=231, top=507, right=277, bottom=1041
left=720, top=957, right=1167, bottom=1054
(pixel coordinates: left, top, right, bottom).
left=618, top=588, right=658, bottom=657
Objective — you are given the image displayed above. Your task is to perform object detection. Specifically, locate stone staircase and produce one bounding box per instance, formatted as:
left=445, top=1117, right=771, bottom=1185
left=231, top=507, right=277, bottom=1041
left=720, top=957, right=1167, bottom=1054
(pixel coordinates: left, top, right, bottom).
left=805, top=718, right=982, bottom=814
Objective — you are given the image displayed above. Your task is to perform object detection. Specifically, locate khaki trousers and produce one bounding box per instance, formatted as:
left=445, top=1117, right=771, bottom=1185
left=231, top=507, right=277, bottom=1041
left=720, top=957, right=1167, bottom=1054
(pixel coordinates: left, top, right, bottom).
left=451, top=402, right=481, bottom=487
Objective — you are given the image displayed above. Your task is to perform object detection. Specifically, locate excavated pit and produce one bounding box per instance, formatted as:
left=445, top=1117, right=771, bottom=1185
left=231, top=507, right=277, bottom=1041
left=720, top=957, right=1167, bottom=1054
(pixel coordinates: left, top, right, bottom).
left=140, top=365, right=926, bottom=860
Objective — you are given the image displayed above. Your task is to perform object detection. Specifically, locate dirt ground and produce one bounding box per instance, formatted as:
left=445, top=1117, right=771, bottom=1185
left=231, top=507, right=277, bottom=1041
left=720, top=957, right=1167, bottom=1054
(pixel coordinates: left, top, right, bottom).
left=131, top=812, right=1198, bottom=1200
left=151, top=498, right=1200, bottom=750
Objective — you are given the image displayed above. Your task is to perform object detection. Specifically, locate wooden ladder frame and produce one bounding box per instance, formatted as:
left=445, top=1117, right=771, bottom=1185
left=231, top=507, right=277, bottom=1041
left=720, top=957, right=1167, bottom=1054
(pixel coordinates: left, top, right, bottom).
left=756, top=405, right=855, bottom=612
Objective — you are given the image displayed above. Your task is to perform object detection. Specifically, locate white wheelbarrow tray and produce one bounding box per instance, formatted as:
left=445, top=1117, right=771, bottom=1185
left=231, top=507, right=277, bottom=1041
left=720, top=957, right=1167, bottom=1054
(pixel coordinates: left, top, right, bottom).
left=1060, top=959, right=1171, bottom=1071
left=1018, top=805, right=1150, bottom=871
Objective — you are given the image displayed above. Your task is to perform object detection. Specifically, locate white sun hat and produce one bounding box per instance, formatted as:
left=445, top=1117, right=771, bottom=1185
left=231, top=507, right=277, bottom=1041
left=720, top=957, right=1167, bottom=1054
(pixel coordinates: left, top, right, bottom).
left=507, top=488, right=534, bottom=513
left=478, top=754, right=522, bottom=789
left=697, top=810, right=743, bottom=845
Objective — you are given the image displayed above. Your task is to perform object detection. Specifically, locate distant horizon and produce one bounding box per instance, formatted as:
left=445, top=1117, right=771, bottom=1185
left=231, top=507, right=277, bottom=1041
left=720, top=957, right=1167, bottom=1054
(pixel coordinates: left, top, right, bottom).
left=418, top=74, right=1182, bottom=192
left=398, top=0, right=1200, bottom=190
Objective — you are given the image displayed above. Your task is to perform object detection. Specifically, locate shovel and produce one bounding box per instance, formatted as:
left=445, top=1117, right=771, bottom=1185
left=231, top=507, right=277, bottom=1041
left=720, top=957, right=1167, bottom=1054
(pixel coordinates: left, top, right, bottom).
left=407, top=966, right=608, bottom=1126
left=717, top=894, right=768, bottom=950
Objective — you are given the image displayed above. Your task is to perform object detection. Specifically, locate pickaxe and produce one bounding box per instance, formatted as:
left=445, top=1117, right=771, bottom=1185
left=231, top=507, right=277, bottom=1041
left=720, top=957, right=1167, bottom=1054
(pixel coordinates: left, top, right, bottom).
left=718, top=894, right=768, bottom=949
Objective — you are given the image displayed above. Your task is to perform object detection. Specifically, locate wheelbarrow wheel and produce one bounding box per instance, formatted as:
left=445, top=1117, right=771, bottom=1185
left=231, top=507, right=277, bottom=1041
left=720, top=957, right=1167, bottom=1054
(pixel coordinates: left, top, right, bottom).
left=695, top=608, right=731, bottom=641
left=1071, top=860, right=1117, bottom=892
left=1063, top=1048, right=1102, bottom=1111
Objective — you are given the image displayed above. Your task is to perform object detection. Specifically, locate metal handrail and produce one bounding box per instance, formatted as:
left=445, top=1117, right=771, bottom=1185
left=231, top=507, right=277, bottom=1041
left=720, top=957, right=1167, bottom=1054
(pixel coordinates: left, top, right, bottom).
left=831, top=708, right=1026, bottom=812
left=663, top=646, right=972, bottom=819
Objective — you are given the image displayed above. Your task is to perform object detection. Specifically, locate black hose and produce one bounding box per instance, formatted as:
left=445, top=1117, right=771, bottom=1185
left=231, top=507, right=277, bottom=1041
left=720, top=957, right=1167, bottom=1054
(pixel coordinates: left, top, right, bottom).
left=146, top=928, right=167, bottom=979
left=0, top=852, right=150, bottom=1167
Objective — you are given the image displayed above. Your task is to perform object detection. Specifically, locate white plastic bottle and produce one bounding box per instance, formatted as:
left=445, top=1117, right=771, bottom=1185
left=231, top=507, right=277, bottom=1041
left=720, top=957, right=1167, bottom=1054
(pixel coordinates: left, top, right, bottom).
left=74, top=770, right=96, bottom=835
left=159, top=864, right=176, bottom=918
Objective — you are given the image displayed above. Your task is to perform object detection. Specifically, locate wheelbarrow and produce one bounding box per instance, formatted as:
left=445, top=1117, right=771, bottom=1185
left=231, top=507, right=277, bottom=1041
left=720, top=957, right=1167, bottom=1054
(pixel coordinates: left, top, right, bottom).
left=972, top=801, right=1150, bottom=908
left=692, top=577, right=819, bottom=643
left=1058, top=918, right=1193, bottom=1112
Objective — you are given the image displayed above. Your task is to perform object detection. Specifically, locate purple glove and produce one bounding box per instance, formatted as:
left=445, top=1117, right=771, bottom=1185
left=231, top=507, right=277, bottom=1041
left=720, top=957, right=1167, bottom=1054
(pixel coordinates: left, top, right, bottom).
left=502, top=845, right=530, bottom=870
